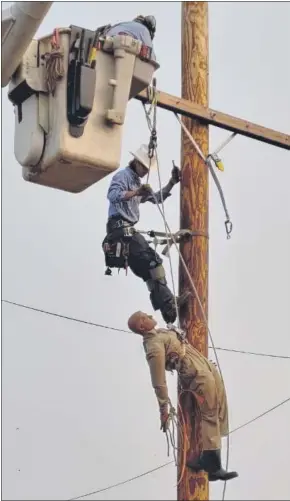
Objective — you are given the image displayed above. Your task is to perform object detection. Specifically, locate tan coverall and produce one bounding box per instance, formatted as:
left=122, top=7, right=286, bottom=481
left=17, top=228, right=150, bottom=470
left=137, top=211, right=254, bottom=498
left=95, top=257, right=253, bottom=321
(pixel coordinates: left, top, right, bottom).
left=143, top=328, right=228, bottom=450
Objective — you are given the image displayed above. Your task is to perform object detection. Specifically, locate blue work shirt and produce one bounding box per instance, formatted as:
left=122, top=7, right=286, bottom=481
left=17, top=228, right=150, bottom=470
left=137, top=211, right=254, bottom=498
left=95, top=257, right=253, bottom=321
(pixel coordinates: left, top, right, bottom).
left=107, top=166, right=172, bottom=224
left=106, top=21, right=156, bottom=61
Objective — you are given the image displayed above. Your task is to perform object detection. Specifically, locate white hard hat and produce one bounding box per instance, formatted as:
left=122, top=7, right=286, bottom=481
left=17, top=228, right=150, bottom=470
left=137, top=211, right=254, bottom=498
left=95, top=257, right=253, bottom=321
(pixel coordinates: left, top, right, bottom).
left=130, top=144, right=157, bottom=171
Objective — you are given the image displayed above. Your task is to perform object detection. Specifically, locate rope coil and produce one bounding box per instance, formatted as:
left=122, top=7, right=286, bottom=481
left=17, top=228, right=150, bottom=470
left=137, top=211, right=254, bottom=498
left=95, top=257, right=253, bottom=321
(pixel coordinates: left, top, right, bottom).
left=44, top=28, right=65, bottom=96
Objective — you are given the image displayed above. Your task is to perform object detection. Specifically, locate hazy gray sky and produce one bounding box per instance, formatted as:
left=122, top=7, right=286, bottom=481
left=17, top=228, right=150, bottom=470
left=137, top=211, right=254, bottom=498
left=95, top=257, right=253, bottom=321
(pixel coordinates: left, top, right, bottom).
left=2, top=2, right=290, bottom=500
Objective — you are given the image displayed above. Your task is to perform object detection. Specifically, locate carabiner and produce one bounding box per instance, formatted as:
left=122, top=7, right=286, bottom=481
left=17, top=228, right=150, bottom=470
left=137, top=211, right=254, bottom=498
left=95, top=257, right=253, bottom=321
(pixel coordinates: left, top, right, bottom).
left=225, top=219, right=233, bottom=239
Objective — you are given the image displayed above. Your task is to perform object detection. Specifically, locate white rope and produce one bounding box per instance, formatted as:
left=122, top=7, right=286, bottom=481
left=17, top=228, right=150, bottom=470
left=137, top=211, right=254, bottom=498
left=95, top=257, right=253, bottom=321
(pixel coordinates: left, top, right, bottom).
left=142, top=97, right=230, bottom=499
left=150, top=189, right=230, bottom=499
left=155, top=153, right=180, bottom=327
left=212, top=132, right=237, bottom=156
left=148, top=133, right=230, bottom=497
left=142, top=100, right=180, bottom=327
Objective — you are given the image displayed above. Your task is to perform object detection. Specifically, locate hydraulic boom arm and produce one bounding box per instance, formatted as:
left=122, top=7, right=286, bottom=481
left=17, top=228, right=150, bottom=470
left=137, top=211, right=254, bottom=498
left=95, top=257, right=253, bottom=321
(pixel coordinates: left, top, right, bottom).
left=1, top=1, right=53, bottom=88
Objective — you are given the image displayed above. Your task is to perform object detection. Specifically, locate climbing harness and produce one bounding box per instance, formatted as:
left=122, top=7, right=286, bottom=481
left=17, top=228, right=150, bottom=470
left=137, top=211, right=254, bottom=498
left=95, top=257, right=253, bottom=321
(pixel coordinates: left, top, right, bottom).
left=166, top=323, right=188, bottom=343
left=102, top=225, right=197, bottom=276
left=160, top=229, right=208, bottom=257
left=136, top=228, right=208, bottom=256
left=175, top=113, right=235, bottom=240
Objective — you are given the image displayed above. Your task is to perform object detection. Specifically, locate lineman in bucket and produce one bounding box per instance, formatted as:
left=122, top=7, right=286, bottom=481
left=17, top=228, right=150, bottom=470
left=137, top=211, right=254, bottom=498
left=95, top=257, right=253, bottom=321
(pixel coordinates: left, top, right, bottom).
left=106, top=15, right=157, bottom=61
left=102, top=144, right=190, bottom=324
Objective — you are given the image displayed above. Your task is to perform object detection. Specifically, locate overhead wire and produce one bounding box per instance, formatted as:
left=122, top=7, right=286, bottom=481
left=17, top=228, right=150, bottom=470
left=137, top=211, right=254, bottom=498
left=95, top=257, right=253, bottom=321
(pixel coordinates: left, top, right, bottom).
left=7, top=297, right=287, bottom=497
left=2, top=299, right=129, bottom=333
left=3, top=299, right=290, bottom=360
left=68, top=461, right=173, bottom=500
left=68, top=396, right=290, bottom=500
left=229, top=396, right=290, bottom=434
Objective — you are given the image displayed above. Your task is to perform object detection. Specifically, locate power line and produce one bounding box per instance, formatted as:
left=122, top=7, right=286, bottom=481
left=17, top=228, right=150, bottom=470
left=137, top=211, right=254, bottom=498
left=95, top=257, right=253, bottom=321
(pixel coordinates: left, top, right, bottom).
left=68, top=396, right=290, bottom=500
left=2, top=299, right=129, bottom=333
left=209, top=345, right=290, bottom=360
left=3, top=299, right=290, bottom=360
left=2, top=300, right=290, bottom=496
left=68, top=461, right=173, bottom=500
left=230, top=396, right=290, bottom=434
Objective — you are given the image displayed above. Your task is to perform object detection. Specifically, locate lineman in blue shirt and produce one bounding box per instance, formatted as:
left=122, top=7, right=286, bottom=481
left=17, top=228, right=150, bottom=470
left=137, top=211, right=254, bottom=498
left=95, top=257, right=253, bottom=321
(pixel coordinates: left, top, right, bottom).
left=106, top=15, right=157, bottom=60
left=103, top=144, right=190, bottom=324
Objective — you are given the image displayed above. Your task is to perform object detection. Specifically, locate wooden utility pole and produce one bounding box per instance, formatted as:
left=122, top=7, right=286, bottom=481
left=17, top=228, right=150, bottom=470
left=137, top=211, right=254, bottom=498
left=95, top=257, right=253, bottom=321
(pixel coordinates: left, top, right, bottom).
left=178, top=2, right=209, bottom=500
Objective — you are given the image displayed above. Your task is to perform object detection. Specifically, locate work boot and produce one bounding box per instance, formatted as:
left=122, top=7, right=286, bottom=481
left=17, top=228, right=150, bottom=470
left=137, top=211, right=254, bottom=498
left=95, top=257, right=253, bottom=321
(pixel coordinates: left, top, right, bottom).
left=161, top=302, right=177, bottom=323
left=187, top=450, right=238, bottom=482
left=207, top=450, right=238, bottom=482
left=161, top=289, right=192, bottom=324
left=176, top=289, right=192, bottom=308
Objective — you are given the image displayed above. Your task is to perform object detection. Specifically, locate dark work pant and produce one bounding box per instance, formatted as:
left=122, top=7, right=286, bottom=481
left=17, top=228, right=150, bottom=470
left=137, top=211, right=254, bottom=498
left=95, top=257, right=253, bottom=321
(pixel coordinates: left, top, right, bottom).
left=105, top=219, right=177, bottom=322
left=128, top=232, right=161, bottom=280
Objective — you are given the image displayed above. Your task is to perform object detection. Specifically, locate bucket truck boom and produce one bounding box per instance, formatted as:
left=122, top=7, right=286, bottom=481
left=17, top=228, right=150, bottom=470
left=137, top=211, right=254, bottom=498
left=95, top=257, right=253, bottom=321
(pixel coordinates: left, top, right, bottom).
left=1, top=1, right=53, bottom=88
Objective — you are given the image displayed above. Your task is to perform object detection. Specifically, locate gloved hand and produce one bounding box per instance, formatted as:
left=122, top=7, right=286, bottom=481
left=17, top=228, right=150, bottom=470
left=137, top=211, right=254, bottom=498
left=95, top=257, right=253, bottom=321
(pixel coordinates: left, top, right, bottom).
left=136, top=184, right=152, bottom=197
left=170, top=165, right=181, bottom=185
left=160, top=410, right=170, bottom=433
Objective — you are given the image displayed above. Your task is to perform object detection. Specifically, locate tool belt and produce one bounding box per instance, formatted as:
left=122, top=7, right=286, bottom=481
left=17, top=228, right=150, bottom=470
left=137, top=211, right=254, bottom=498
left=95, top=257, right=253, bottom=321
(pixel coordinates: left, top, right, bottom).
left=102, top=217, right=136, bottom=273
left=103, top=239, right=130, bottom=271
